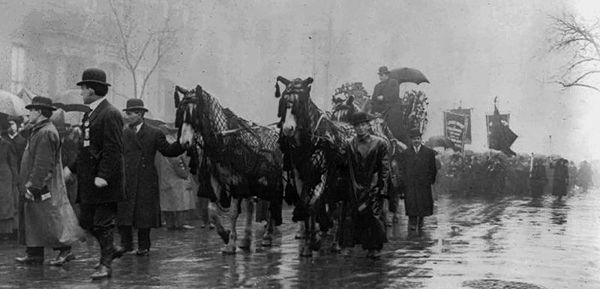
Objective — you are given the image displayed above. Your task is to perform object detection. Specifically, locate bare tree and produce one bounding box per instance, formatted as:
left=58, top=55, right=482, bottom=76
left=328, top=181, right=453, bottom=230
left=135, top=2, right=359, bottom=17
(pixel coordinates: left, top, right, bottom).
left=549, top=13, right=600, bottom=93
left=108, top=0, right=178, bottom=99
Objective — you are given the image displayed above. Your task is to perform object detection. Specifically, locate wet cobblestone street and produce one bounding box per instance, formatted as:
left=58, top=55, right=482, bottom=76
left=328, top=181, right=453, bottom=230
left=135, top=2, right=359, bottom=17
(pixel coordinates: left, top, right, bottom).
left=0, top=189, right=598, bottom=288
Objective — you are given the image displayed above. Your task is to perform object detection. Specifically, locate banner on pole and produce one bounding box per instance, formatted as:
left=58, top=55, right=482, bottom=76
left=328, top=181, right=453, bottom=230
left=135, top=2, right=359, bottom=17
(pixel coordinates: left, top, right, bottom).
left=450, top=108, right=472, bottom=144
left=444, top=111, right=469, bottom=150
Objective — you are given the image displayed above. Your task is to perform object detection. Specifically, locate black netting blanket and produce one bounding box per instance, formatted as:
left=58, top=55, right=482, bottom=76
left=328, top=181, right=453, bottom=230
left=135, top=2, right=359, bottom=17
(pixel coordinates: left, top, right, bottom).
left=217, top=108, right=282, bottom=178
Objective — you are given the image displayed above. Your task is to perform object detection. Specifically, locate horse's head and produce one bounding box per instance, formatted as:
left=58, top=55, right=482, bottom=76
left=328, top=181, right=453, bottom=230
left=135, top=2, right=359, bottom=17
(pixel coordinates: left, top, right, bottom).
left=174, top=85, right=203, bottom=147
left=274, top=76, right=313, bottom=138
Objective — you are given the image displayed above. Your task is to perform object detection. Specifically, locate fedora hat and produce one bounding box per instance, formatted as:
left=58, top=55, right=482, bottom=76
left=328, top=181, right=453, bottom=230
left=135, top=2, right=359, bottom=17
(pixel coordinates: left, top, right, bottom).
left=25, top=96, right=57, bottom=111
left=77, top=68, right=111, bottom=87
left=123, top=98, right=148, bottom=112
left=377, top=66, right=390, bottom=75
left=349, top=111, right=375, bottom=125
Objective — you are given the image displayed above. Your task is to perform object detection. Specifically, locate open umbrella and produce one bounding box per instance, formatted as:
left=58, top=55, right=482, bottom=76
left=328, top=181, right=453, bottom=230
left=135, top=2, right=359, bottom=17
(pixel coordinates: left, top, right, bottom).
left=389, top=67, right=430, bottom=85
left=426, top=135, right=455, bottom=149
left=0, top=89, right=27, bottom=116
left=53, top=89, right=83, bottom=105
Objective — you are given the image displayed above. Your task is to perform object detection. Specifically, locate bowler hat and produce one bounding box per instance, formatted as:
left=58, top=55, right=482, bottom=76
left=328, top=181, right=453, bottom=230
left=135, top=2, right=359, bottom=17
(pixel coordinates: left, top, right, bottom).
left=25, top=96, right=57, bottom=111
left=349, top=111, right=375, bottom=125
left=123, top=98, right=148, bottom=112
left=77, top=68, right=111, bottom=87
left=408, top=128, right=422, bottom=138
left=377, top=66, right=390, bottom=75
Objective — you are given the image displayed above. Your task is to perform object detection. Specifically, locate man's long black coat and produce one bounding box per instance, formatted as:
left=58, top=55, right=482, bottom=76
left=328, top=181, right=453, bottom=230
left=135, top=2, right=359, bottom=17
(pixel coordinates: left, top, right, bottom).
left=399, top=145, right=437, bottom=216
left=70, top=99, right=125, bottom=204
left=117, top=122, right=184, bottom=228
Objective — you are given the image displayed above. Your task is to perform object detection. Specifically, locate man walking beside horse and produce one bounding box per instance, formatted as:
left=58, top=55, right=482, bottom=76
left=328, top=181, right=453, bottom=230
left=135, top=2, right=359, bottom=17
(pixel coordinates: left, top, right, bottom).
left=116, top=99, right=185, bottom=257
left=339, top=111, right=389, bottom=258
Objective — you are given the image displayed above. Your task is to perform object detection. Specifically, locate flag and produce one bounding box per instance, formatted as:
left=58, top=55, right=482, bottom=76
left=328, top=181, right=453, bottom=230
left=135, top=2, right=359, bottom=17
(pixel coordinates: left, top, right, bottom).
left=450, top=108, right=472, bottom=143
left=444, top=111, right=469, bottom=151
left=487, top=105, right=517, bottom=156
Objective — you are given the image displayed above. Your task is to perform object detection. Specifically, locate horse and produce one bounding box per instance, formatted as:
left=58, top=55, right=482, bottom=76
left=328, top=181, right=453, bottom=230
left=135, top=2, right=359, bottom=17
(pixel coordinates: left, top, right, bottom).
left=173, top=85, right=283, bottom=254
left=274, top=76, right=366, bottom=256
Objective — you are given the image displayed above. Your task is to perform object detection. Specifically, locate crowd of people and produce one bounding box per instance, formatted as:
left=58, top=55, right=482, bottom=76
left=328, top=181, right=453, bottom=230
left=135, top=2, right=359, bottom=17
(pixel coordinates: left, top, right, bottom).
left=0, top=65, right=596, bottom=282
left=0, top=68, right=212, bottom=280
left=433, top=150, right=595, bottom=199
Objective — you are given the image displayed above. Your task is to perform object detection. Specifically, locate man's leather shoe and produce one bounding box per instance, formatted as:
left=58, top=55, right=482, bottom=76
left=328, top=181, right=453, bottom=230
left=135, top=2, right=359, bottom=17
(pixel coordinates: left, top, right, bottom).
left=49, top=251, right=75, bottom=266
left=15, top=255, right=44, bottom=265
left=113, top=245, right=133, bottom=259
left=135, top=249, right=149, bottom=256
left=91, top=264, right=112, bottom=280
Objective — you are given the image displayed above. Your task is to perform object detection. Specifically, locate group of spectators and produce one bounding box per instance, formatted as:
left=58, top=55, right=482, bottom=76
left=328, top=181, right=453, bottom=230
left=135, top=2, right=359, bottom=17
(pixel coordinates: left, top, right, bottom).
left=433, top=150, right=595, bottom=198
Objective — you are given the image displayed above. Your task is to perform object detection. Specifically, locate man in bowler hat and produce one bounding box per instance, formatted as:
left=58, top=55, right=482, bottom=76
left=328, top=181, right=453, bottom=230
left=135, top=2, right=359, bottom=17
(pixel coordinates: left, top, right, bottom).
left=64, top=68, right=125, bottom=279
left=116, top=98, right=184, bottom=256
left=398, top=129, right=437, bottom=231
left=371, top=66, right=399, bottom=115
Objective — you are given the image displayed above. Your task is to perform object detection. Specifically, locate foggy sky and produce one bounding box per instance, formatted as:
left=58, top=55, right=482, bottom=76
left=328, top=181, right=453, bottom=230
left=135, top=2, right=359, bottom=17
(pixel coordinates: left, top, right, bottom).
left=169, top=0, right=600, bottom=162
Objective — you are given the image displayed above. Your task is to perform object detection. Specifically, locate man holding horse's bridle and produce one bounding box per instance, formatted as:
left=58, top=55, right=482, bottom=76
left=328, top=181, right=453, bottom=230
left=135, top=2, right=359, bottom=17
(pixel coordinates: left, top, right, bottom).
left=339, top=111, right=389, bottom=259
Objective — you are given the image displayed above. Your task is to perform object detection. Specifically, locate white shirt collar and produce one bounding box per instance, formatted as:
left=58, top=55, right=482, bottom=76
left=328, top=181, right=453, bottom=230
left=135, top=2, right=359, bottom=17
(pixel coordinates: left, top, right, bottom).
left=8, top=132, right=18, bottom=139
left=134, top=122, right=143, bottom=133
left=414, top=144, right=422, bottom=153
left=88, top=97, right=107, bottom=113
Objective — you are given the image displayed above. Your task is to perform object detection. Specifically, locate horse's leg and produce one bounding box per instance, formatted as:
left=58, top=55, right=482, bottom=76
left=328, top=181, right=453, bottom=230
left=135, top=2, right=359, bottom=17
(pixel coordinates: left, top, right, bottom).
left=293, top=169, right=305, bottom=240
left=261, top=199, right=274, bottom=247
left=330, top=201, right=342, bottom=253
left=222, top=197, right=240, bottom=255
left=239, top=198, right=253, bottom=250
left=299, top=218, right=312, bottom=257
left=208, top=202, right=229, bottom=243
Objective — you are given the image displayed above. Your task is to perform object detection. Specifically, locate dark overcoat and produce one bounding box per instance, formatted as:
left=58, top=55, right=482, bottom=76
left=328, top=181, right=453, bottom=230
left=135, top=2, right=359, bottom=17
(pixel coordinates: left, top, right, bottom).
left=0, top=138, right=17, bottom=226
left=117, top=122, right=184, bottom=228
left=552, top=161, right=569, bottom=197
left=399, top=145, right=437, bottom=216
left=371, top=78, right=399, bottom=113
left=69, top=99, right=125, bottom=204
left=8, top=133, right=26, bottom=170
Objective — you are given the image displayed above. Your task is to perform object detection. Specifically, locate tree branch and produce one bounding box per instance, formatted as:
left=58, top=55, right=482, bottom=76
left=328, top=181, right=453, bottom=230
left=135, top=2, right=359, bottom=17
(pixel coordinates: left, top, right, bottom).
left=557, top=81, right=600, bottom=93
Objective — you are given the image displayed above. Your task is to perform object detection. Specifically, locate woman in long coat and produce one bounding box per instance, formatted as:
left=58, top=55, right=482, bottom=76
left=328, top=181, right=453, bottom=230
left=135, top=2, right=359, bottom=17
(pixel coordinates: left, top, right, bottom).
left=0, top=135, right=18, bottom=236
left=155, top=132, right=197, bottom=230
left=17, top=99, right=83, bottom=263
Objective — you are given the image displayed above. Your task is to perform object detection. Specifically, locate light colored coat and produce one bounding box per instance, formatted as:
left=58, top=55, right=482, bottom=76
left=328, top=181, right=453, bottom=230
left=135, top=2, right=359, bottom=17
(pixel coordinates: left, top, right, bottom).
left=19, top=119, right=83, bottom=247
left=156, top=152, right=197, bottom=212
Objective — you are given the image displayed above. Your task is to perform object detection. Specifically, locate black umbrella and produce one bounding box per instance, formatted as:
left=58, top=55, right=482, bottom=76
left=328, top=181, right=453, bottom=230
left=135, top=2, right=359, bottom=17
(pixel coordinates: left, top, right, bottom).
left=389, top=67, right=430, bottom=85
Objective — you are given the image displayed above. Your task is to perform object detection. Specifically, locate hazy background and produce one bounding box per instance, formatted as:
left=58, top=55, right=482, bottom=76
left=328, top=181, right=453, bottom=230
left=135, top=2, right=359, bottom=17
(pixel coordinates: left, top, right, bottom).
left=165, top=0, right=600, bottom=162
left=3, top=0, right=599, bottom=162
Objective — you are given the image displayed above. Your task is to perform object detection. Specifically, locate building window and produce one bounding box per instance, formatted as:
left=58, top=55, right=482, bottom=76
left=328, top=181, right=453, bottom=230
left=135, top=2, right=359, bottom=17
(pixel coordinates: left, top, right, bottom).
left=11, top=45, right=26, bottom=94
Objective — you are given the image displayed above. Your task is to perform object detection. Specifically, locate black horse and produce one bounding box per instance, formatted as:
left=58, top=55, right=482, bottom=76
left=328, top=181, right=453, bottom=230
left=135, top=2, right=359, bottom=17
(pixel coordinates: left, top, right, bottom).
left=173, top=85, right=283, bottom=254
left=275, top=76, right=365, bottom=256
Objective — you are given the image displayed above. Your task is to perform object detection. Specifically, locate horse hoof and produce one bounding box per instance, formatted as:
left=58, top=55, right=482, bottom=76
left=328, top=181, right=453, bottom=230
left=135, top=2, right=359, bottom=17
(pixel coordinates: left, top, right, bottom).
left=299, top=246, right=312, bottom=257
left=239, top=239, right=251, bottom=250
left=219, top=230, right=231, bottom=244
left=330, top=242, right=341, bottom=253
left=261, top=238, right=272, bottom=247
left=222, top=245, right=236, bottom=255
